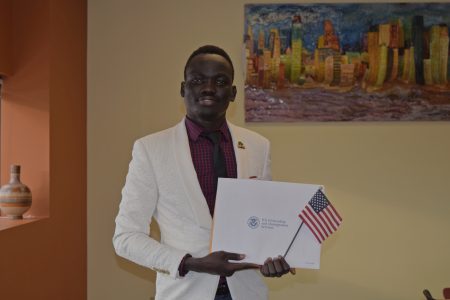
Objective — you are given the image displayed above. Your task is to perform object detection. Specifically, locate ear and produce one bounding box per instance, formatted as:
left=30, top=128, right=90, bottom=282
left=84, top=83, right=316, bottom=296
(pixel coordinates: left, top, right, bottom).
left=180, top=82, right=185, bottom=97
left=230, top=85, right=237, bottom=102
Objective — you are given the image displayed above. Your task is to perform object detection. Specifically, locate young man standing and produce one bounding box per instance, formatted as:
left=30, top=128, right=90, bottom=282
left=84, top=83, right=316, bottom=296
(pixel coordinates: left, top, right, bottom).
left=114, top=45, right=293, bottom=300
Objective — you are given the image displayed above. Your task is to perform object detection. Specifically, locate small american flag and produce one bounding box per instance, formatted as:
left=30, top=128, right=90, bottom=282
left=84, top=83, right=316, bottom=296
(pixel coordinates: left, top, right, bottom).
left=299, top=189, right=342, bottom=244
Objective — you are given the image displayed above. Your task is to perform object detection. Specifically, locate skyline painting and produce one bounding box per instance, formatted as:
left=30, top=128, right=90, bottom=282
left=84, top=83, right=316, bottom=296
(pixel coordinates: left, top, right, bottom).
left=244, top=3, right=450, bottom=122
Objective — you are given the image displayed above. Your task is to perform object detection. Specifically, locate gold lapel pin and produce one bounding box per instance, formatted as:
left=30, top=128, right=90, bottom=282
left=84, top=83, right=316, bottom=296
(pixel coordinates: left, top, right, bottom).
left=238, top=141, right=245, bottom=149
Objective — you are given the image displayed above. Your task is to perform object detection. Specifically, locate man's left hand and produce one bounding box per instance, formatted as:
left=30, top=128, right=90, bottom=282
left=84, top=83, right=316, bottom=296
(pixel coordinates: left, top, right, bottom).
left=260, top=256, right=296, bottom=277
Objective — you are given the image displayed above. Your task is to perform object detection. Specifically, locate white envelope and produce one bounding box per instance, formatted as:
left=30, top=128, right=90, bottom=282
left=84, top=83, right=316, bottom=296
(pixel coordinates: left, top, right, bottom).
left=211, top=178, right=322, bottom=269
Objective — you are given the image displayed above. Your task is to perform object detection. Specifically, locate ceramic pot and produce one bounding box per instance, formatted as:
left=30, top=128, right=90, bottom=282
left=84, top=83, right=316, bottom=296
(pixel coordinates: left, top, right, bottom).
left=0, top=165, right=32, bottom=219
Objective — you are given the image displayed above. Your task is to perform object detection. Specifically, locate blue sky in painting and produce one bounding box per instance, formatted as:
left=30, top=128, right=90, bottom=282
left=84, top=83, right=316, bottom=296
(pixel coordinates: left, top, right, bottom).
left=245, top=3, right=450, bottom=52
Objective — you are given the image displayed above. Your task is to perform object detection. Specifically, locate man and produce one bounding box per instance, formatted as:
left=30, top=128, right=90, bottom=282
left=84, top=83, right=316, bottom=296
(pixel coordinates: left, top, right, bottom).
left=113, top=45, right=293, bottom=300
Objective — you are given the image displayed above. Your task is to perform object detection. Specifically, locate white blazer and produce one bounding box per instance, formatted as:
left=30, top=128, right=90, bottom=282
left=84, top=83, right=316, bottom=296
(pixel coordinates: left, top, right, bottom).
left=113, top=119, right=271, bottom=300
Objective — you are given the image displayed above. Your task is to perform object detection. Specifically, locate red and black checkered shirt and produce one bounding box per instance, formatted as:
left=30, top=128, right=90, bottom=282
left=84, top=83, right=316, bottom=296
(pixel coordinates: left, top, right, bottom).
left=185, top=117, right=237, bottom=216
left=179, top=118, right=237, bottom=283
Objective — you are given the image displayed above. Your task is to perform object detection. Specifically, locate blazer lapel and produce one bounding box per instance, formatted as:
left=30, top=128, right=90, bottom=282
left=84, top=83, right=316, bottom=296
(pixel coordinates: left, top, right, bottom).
left=173, top=120, right=212, bottom=230
left=228, top=123, right=249, bottom=179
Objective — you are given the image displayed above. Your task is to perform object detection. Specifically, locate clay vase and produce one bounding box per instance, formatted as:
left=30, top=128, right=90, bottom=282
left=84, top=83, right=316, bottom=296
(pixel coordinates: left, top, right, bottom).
left=0, top=165, right=32, bottom=219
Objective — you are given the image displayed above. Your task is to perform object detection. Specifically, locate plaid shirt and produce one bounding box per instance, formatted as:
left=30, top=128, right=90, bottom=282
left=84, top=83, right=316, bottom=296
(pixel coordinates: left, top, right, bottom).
left=185, top=117, right=237, bottom=216
left=180, top=118, right=237, bottom=286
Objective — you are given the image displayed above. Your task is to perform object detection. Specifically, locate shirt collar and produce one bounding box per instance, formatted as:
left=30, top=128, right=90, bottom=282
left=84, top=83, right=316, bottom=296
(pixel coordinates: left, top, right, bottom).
left=185, top=117, right=231, bottom=142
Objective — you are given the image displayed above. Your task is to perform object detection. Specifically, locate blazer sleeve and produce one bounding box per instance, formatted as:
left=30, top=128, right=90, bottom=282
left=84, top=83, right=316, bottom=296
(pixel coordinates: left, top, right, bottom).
left=113, top=139, right=187, bottom=279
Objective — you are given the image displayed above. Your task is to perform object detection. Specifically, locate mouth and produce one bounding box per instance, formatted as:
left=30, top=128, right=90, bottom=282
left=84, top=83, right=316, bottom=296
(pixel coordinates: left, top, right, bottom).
left=198, top=97, right=217, bottom=106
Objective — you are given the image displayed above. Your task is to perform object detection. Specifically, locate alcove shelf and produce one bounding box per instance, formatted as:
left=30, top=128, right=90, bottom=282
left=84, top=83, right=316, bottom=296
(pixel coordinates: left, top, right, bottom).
left=0, top=0, right=50, bottom=231
left=0, top=216, right=47, bottom=231
left=0, top=0, right=86, bottom=298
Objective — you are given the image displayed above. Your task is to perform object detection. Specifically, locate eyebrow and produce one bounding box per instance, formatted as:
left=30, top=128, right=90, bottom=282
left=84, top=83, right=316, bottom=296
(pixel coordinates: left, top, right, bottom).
left=186, top=71, right=230, bottom=78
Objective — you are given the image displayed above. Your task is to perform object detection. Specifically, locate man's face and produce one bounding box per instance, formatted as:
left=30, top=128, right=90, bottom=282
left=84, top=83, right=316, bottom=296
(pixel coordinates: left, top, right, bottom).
left=181, top=54, right=236, bottom=126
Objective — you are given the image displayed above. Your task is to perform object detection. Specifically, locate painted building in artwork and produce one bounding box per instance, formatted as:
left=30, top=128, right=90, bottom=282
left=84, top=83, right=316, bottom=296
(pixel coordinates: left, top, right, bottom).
left=314, top=20, right=341, bottom=85
left=412, top=16, right=425, bottom=85
left=439, top=25, right=449, bottom=84
left=367, top=31, right=379, bottom=85
left=258, top=29, right=265, bottom=53
left=376, top=44, right=388, bottom=86
left=429, top=24, right=450, bottom=85
left=290, top=15, right=303, bottom=84
left=269, top=28, right=281, bottom=81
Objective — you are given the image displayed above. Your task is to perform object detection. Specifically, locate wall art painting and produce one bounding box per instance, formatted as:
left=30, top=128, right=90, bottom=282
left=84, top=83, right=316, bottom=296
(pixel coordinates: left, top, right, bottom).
left=244, top=3, right=450, bottom=121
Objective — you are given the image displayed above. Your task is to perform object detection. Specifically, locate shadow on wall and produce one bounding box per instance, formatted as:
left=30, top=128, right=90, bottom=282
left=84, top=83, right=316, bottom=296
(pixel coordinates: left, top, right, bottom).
left=114, top=255, right=157, bottom=283
left=114, top=218, right=160, bottom=282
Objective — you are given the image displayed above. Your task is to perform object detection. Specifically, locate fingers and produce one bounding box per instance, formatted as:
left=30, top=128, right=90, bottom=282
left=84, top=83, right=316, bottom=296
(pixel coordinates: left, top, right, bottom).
left=268, top=258, right=277, bottom=276
left=260, top=256, right=293, bottom=278
left=279, top=256, right=290, bottom=272
left=260, top=258, right=270, bottom=276
left=221, top=252, right=259, bottom=271
left=201, top=251, right=252, bottom=277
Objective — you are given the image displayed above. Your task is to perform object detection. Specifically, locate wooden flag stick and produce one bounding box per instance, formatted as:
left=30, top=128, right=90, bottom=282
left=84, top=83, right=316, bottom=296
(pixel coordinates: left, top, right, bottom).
left=283, top=221, right=304, bottom=258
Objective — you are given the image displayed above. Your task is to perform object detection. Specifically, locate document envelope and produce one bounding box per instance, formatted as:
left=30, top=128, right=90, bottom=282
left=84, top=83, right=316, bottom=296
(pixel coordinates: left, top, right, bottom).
left=211, top=178, right=322, bottom=269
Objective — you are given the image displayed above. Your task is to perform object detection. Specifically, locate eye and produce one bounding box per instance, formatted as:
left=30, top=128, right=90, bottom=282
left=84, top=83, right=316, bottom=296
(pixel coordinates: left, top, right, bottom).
left=190, top=77, right=204, bottom=85
left=216, top=77, right=229, bottom=86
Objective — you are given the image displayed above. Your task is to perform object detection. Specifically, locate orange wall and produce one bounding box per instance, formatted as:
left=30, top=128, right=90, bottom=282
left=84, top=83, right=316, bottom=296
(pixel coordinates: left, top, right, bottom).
left=0, top=0, right=86, bottom=299
left=1, top=0, right=50, bottom=218
left=0, top=0, right=12, bottom=76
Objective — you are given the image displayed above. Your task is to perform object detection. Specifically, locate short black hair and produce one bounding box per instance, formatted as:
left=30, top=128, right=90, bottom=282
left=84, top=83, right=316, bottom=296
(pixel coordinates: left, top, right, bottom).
left=184, top=45, right=234, bottom=80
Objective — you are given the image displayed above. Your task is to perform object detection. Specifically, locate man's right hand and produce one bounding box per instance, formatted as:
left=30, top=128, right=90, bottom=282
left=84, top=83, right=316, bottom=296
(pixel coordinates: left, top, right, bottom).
left=184, top=251, right=259, bottom=277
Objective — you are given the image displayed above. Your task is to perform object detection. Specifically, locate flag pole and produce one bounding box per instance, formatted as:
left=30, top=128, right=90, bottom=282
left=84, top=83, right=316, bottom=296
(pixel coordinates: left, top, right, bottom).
left=283, top=221, right=304, bottom=258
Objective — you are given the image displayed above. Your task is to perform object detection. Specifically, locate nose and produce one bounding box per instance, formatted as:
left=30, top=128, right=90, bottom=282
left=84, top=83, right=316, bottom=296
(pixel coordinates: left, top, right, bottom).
left=201, top=79, right=216, bottom=95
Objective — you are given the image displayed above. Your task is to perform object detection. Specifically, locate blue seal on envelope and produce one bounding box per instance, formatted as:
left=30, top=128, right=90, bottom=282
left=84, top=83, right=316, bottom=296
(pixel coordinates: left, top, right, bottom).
left=247, top=216, right=260, bottom=229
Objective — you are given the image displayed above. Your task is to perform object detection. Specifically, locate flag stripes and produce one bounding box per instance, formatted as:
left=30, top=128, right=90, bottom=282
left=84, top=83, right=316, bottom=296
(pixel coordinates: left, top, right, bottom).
left=299, top=190, right=342, bottom=244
